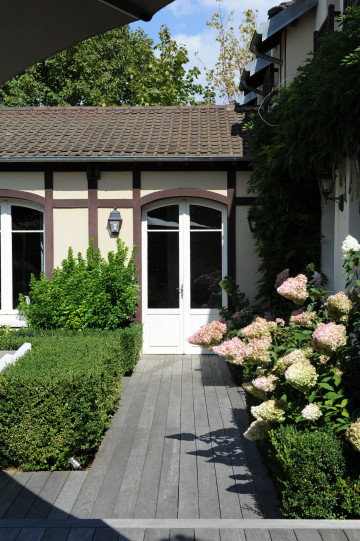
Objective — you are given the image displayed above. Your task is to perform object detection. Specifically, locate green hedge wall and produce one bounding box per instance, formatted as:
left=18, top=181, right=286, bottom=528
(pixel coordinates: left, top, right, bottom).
left=259, top=424, right=360, bottom=519
left=0, top=325, right=142, bottom=471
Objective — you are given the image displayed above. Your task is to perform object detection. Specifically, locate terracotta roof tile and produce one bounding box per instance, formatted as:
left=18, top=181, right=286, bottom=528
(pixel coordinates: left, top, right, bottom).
left=0, top=105, right=247, bottom=160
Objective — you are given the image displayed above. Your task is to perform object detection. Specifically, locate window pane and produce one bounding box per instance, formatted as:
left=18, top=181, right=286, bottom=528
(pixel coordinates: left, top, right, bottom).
left=147, top=205, right=179, bottom=230
left=191, top=231, right=222, bottom=308
left=12, top=232, right=43, bottom=308
left=148, top=231, right=179, bottom=308
left=190, top=205, right=222, bottom=230
left=12, top=206, right=43, bottom=230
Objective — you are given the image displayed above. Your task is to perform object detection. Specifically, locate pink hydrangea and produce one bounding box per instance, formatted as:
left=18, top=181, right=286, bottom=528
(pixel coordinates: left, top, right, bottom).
left=244, top=420, right=269, bottom=441
left=242, top=317, right=272, bottom=339
left=213, top=336, right=247, bottom=364
left=243, top=336, right=272, bottom=365
left=285, top=359, right=318, bottom=392
left=274, top=268, right=290, bottom=289
left=346, top=418, right=360, bottom=452
left=242, top=381, right=267, bottom=401
left=252, top=374, right=278, bottom=393
left=325, top=291, right=353, bottom=323
left=188, top=320, right=227, bottom=350
left=312, top=322, right=347, bottom=355
left=277, top=274, right=308, bottom=305
left=301, top=403, right=322, bottom=421
left=276, top=318, right=285, bottom=327
left=232, top=312, right=242, bottom=319
left=290, top=308, right=316, bottom=328
left=251, top=399, right=286, bottom=423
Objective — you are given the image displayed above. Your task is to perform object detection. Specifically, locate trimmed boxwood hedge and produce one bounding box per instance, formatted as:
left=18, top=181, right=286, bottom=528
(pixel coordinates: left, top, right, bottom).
left=0, top=325, right=142, bottom=471
left=258, top=424, right=360, bottom=519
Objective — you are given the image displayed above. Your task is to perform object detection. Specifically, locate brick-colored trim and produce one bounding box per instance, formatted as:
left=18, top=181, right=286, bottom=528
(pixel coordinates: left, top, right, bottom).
left=87, top=165, right=100, bottom=249
left=0, top=190, right=45, bottom=205
left=133, top=171, right=142, bottom=324
left=227, top=170, right=236, bottom=280
left=140, top=189, right=228, bottom=208
left=44, top=171, right=54, bottom=276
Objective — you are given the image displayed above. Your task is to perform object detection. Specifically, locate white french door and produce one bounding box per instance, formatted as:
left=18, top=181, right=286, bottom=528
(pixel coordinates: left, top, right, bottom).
left=0, top=200, right=44, bottom=326
left=142, top=199, right=227, bottom=354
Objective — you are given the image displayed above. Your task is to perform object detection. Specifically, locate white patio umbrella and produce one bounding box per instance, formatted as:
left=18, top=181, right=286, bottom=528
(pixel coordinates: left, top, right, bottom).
left=0, top=0, right=174, bottom=85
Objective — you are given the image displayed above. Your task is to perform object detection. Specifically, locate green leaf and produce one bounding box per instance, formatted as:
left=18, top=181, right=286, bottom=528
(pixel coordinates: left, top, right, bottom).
left=319, top=383, right=334, bottom=391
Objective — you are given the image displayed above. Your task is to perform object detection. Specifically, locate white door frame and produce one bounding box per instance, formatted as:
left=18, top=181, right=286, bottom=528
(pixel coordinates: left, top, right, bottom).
left=142, top=197, right=227, bottom=354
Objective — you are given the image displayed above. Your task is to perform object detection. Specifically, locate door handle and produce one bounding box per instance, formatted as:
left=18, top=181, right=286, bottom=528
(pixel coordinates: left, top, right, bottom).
left=176, top=285, right=183, bottom=296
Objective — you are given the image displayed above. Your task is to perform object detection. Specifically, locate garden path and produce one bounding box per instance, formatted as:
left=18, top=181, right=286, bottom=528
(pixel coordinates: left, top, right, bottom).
left=0, top=355, right=359, bottom=540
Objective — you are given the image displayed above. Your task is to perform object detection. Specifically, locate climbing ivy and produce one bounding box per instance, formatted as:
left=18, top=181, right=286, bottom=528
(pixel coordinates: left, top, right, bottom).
left=247, top=7, right=360, bottom=305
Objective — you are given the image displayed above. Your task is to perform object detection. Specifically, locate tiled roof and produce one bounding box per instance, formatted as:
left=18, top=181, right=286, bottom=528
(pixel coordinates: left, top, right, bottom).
left=0, top=106, right=247, bottom=162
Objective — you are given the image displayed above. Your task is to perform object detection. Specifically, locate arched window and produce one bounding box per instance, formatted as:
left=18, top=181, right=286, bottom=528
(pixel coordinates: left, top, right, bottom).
left=0, top=201, right=44, bottom=318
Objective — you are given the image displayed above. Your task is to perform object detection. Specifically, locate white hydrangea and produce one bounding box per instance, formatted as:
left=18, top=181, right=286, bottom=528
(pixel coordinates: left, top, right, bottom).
left=285, top=359, right=318, bottom=392
left=251, top=399, right=286, bottom=423
left=301, top=403, right=322, bottom=421
left=341, top=235, right=360, bottom=257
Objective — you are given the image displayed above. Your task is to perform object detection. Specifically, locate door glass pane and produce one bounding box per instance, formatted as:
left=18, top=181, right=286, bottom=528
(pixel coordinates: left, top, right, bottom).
left=191, top=231, right=222, bottom=308
left=147, top=205, right=179, bottom=230
left=12, top=206, right=43, bottom=230
left=190, top=205, right=222, bottom=230
left=12, top=232, right=44, bottom=308
left=148, top=231, right=179, bottom=308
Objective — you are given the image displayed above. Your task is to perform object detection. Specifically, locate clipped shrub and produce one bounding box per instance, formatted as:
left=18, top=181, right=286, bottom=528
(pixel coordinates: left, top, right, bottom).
left=17, top=238, right=139, bottom=330
left=0, top=325, right=142, bottom=471
left=262, top=424, right=360, bottom=518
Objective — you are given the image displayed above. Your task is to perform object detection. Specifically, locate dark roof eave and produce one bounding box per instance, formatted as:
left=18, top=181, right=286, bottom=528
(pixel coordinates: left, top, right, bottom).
left=251, top=0, right=318, bottom=53
left=0, top=155, right=250, bottom=164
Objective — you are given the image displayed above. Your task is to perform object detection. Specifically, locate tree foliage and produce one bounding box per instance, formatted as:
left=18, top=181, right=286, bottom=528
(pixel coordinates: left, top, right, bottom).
left=0, top=25, right=206, bottom=106
left=197, top=0, right=257, bottom=104
left=247, top=7, right=360, bottom=303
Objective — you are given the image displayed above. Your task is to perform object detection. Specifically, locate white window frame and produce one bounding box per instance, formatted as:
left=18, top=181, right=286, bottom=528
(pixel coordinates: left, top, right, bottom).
left=0, top=199, right=45, bottom=326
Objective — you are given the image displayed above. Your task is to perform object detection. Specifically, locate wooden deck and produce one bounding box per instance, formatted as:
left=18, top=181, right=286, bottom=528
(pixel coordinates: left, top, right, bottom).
left=0, top=355, right=359, bottom=540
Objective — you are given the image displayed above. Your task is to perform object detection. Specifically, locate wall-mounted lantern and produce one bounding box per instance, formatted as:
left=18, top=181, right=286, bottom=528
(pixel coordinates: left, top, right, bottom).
left=247, top=209, right=257, bottom=233
left=318, top=173, right=344, bottom=212
left=108, top=208, right=123, bottom=235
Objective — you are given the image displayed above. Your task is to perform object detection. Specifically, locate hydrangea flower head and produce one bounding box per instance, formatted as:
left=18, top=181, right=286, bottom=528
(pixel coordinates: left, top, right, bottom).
left=242, top=317, right=271, bottom=339
left=252, top=374, right=278, bottom=393
left=274, top=349, right=310, bottom=374
left=290, top=308, right=316, bottom=329
left=325, top=291, right=353, bottom=323
left=341, top=235, right=360, bottom=257
left=301, top=403, right=322, bottom=420
left=285, top=359, right=318, bottom=392
left=346, top=418, right=360, bottom=452
left=213, top=336, right=246, bottom=364
left=188, top=320, right=227, bottom=349
left=244, top=336, right=272, bottom=365
left=277, top=274, right=308, bottom=305
left=244, top=420, right=269, bottom=441
left=242, top=381, right=267, bottom=401
left=312, top=322, right=347, bottom=355
left=251, top=399, right=286, bottom=423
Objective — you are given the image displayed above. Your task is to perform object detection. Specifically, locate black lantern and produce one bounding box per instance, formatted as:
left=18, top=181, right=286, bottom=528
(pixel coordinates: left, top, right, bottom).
left=108, top=208, right=123, bottom=235
left=318, top=173, right=344, bottom=211
left=247, top=214, right=257, bottom=233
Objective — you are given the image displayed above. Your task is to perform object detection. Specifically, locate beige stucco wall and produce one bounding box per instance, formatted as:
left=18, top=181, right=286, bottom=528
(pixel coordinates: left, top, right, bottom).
left=235, top=206, right=259, bottom=303
left=0, top=171, right=45, bottom=197
left=53, top=172, right=88, bottom=199
left=53, top=208, right=89, bottom=267
left=285, top=9, right=316, bottom=83
left=141, top=171, right=227, bottom=197
left=98, top=171, right=133, bottom=199
left=97, top=207, right=134, bottom=256
left=236, top=171, right=254, bottom=197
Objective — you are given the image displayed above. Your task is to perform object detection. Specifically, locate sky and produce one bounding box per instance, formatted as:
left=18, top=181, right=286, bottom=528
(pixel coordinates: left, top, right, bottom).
left=133, top=0, right=278, bottom=102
